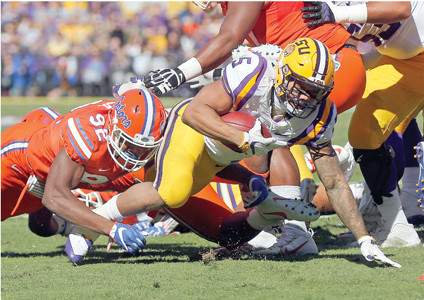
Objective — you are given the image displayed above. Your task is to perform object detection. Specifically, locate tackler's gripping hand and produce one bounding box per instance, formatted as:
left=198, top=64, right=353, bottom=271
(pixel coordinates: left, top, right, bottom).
left=143, top=68, right=186, bottom=95
left=301, top=1, right=336, bottom=27
left=359, top=236, right=402, bottom=268
left=109, top=222, right=146, bottom=254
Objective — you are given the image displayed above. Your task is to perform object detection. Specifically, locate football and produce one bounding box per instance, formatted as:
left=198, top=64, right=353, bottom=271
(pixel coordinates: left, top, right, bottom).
left=220, top=111, right=271, bottom=152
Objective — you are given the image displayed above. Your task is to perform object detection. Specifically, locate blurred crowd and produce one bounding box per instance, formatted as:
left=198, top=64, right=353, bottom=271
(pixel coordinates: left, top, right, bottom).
left=1, top=1, right=222, bottom=98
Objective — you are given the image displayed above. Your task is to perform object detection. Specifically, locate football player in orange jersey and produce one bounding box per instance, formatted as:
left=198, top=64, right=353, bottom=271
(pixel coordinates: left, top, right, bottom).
left=143, top=1, right=365, bottom=115
left=1, top=88, right=167, bottom=255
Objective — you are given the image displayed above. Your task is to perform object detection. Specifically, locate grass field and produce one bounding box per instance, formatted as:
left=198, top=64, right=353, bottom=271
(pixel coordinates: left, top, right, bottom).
left=2, top=216, right=424, bottom=299
left=2, top=97, right=424, bottom=299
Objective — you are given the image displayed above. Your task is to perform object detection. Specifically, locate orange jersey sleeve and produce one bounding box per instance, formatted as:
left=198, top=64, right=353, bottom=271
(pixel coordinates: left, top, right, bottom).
left=221, top=1, right=350, bottom=53
left=27, top=100, right=128, bottom=186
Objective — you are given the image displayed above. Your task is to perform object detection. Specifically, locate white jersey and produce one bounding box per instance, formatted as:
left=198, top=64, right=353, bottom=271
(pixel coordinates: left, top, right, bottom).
left=205, top=52, right=337, bottom=165
left=338, top=1, right=424, bottom=59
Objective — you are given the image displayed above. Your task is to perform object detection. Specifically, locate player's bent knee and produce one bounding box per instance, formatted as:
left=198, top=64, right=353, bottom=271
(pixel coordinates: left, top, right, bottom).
left=348, top=126, right=382, bottom=150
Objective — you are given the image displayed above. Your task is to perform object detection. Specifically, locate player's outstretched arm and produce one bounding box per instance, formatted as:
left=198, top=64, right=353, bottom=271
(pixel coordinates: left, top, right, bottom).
left=309, top=142, right=368, bottom=239
left=42, top=148, right=114, bottom=235
left=309, top=142, right=401, bottom=268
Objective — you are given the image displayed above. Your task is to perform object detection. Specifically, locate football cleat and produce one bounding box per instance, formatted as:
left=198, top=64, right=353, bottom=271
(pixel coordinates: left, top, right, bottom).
left=401, top=189, right=424, bottom=228
left=246, top=226, right=279, bottom=249
left=415, top=142, right=424, bottom=214
left=257, top=187, right=320, bottom=223
left=374, top=222, right=421, bottom=248
left=254, top=223, right=318, bottom=256
left=65, top=232, right=93, bottom=264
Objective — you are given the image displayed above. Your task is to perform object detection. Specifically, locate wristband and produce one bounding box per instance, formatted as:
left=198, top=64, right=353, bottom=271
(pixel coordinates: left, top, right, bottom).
left=177, top=57, right=203, bottom=82
left=357, top=235, right=376, bottom=245
left=238, top=132, right=250, bottom=153
left=105, top=194, right=124, bottom=221
left=334, top=3, right=368, bottom=23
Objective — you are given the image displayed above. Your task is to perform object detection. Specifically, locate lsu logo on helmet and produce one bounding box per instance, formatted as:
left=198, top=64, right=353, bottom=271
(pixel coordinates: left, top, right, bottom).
left=275, top=38, right=335, bottom=119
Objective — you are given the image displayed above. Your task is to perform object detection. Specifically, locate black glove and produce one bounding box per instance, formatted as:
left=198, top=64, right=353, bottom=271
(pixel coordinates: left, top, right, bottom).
left=143, top=68, right=186, bottom=95
left=301, top=1, right=335, bottom=27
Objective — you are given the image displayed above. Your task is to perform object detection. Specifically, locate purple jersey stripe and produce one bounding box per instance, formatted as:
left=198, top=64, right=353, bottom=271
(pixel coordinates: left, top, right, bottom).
left=233, top=53, right=267, bottom=111
left=154, top=99, right=191, bottom=190
left=287, top=99, right=334, bottom=146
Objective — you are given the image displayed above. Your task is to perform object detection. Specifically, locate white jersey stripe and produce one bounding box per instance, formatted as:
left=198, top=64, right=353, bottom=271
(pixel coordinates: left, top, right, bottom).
left=67, top=118, right=92, bottom=159
left=40, top=107, right=60, bottom=120
left=140, top=89, right=154, bottom=136
left=1, top=141, right=29, bottom=156
left=315, top=40, right=328, bottom=82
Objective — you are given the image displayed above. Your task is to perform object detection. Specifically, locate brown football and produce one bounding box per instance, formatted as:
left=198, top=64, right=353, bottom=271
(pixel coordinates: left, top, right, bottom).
left=220, top=111, right=271, bottom=152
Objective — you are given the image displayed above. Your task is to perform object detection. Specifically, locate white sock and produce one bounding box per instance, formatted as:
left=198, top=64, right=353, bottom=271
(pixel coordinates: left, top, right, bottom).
left=284, top=220, right=308, bottom=231
left=378, top=189, right=409, bottom=229
left=247, top=229, right=277, bottom=249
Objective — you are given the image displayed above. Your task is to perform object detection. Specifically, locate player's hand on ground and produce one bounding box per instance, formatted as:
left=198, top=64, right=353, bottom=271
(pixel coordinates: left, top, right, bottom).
left=112, top=75, right=145, bottom=98
left=242, top=175, right=268, bottom=208
left=358, top=236, right=402, bottom=268
left=301, top=1, right=336, bottom=27
left=108, top=222, right=146, bottom=254
left=143, top=68, right=186, bottom=95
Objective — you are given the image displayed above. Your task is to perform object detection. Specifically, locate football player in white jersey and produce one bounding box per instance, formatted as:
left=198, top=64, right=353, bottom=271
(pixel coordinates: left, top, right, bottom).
left=180, top=37, right=399, bottom=267
left=92, top=37, right=400, bottom=267
left=303, top=1, right=424, bottom=246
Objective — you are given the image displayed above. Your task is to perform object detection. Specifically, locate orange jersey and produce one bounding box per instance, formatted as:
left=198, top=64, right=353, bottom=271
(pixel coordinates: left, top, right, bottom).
left=26, top=100, right=128, bottom=189
left=221, top=1, right=350, bottom=53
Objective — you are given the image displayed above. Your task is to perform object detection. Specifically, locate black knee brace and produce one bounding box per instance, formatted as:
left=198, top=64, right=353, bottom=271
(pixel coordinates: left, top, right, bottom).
left=353, top=144, right=395, bottom=205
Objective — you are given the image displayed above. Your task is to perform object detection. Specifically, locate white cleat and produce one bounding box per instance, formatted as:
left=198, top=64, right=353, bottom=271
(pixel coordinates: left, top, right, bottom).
left=374, top=222, right=421, bottom=248
left=247, top=226, right=278, bottom=250
left=254, top=223, right=318, bottom=256
left=258, top=188, right=320, bottom=223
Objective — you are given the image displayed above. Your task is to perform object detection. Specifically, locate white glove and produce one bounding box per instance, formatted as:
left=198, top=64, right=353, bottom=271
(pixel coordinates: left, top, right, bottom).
left=239, top=119, right=286, bottom=156
left=187, top=68, right=223, bottom=89
left=358, top=236, right=401, bottom=268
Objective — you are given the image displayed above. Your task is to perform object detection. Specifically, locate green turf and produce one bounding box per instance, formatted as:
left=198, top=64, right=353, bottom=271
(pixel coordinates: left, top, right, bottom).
left=2, top=216, right=424, bottom=299
left=2, top=97, right=424, bottom=299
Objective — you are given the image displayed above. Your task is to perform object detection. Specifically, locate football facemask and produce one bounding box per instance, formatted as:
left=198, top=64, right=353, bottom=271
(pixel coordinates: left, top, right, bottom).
left=192, top=1, right=211, bottom=10
left=275, top=38, right=334, bottom=119
left=107, top=88, right=166, bottom=172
